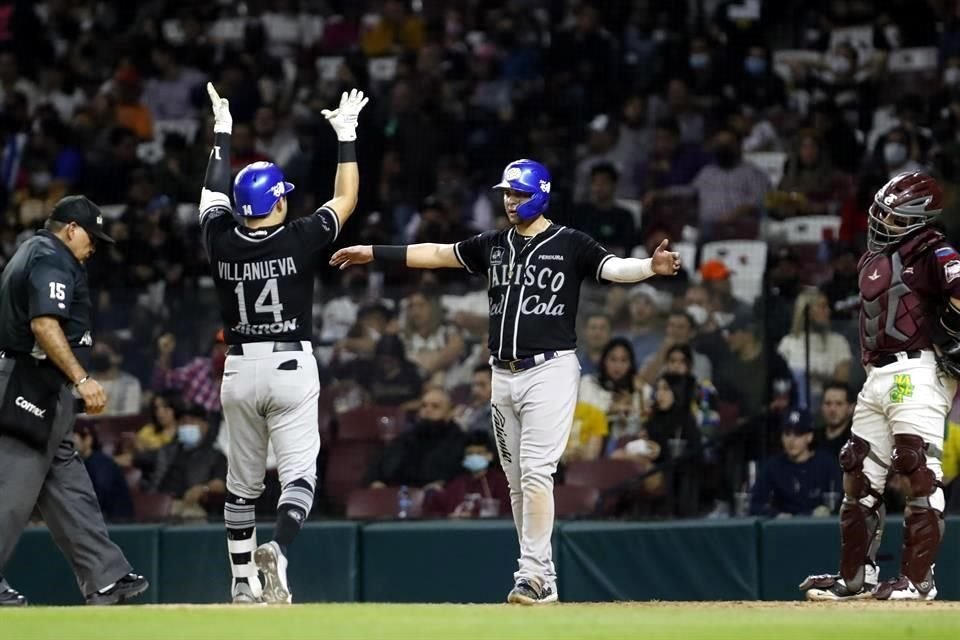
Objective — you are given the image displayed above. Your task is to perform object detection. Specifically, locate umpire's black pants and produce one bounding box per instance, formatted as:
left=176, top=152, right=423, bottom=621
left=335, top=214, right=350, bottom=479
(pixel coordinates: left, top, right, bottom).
left=0, top=383, right=131, bottom=596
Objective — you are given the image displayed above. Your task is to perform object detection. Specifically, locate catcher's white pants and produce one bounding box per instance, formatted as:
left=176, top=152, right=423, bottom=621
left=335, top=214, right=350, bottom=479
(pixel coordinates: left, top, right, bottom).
left=220, top=341, right=321, bottom=499
left=491, top=352, right=579, bottom=589
left=852, top=350, right=955, bottom=511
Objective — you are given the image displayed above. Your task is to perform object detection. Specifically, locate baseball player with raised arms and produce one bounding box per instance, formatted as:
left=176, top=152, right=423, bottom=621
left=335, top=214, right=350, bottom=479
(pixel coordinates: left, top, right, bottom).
left=801, top=172, right=959, bottom=601
left=201, top=83, right=368, bottom=604
left=331, top=159, right=680, bottom=603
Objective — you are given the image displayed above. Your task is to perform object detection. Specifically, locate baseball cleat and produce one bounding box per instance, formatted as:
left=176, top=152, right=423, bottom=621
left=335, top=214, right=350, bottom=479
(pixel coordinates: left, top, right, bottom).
left=255, top=541, right=291, bottom=604
left=507, top=580, right=558, bottom=605
left=0, top=584, right=27, bottom=607
left=86, top=572, right=149, bottom=606
left=872, top=575, right=937, bottom=601
left=231, top=581, right=263, bottom=605
left=800, top=564, right=878, bottom=601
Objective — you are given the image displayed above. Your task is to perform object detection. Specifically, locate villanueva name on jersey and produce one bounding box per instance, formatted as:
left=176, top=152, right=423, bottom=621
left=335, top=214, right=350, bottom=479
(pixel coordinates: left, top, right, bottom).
left=217, top=257, right=298, bottom=281
left=487, top=263, right=567, bottom=317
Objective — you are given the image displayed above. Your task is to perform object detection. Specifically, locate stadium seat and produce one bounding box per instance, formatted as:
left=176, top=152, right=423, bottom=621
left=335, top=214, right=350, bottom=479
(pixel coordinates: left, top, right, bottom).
left=699, top=240, right=768, bottom=304
left=337, top=405, right=407, bottom=442
left=767, top=216, right=840, bottom=245
left=554, top=485, right=599, bottom=518
left=81, top=414, right=146, bottom=455
left=345, top=486, right=424, bottom=520
left=133, top=493, right=174, bottom=522
left=123, top=467, right=143, bottom=493
left=563, top=459, right=647, bottom=491
left=324, top=440, right=385, bottom=508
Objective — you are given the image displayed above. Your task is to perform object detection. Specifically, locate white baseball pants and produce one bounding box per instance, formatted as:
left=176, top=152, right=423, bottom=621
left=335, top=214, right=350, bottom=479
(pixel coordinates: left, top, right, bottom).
left=491, top=351, right=579, bottom=589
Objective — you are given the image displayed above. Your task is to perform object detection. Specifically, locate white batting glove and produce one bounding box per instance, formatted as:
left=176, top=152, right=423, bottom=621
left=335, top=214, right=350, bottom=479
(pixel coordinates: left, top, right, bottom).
left=321, top=88, right=369, bottom=142
left=207, top=82, right=233, bottom=134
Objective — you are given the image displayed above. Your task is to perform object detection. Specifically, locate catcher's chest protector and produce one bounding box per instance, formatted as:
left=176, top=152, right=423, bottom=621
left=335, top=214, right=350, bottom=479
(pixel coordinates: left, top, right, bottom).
left=859, top=229, right=942, bottom=357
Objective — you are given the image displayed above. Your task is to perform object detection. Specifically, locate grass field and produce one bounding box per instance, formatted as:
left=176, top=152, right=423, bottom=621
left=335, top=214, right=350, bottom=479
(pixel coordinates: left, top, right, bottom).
left=2, top=602, right=959, bottom=640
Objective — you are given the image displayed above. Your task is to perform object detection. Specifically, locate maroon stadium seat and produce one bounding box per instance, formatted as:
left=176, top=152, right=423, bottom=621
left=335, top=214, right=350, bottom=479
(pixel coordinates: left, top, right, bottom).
left=345, top=486, right=424, bottom=519
left=324, top=440, right=384, bottom=508
left=563, top=459, right=646, bottom=491
left=133, top=493, right=174, bottom=522
left=554, top=485, right=599, bottom=518
left=337, top=405, right=406, bottom=442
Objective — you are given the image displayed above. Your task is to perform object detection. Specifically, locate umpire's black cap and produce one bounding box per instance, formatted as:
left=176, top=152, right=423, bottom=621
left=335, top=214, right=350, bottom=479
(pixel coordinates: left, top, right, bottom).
left=50, top=195, right=115, bottom=244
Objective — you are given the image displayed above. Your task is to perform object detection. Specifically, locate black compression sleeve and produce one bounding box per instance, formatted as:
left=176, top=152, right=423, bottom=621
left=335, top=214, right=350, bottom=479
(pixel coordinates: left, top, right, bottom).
left=203, top=131, right=232, bottom=194
left=941, top=299, right=960, bottom=336
left=372, top=245, right=407, bottom=264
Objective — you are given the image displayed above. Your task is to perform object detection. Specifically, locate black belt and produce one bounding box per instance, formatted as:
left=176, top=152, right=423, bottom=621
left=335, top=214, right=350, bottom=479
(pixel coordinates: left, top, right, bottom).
left=227, top=342, right=304, bottom=356
left=491, top=351, right=560, bottom=373
left=873, top=350, right=922, bottom=368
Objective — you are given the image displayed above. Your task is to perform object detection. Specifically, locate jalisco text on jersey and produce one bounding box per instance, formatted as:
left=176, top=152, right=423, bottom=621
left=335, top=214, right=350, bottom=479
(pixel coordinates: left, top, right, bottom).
left=217, top=257, right=298, bottom=281
left=488, top=264, right=567, bottom=317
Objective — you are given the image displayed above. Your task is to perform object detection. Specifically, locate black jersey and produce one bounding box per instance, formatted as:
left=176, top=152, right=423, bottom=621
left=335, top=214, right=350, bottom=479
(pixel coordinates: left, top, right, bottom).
left=0, top=231, right=94, bottom=354
left=200, top=202, right=340, bottom=345
left=454, top=224, right=613, bottom=360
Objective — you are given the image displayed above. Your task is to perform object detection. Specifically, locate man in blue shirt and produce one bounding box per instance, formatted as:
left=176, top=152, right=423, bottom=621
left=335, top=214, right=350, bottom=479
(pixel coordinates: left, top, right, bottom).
left=750, top=410, right=841, bottom=517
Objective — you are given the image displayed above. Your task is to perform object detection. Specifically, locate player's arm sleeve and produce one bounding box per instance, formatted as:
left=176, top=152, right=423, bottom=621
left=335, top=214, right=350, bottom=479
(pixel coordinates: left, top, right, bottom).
left=570, top=229, right=620, bottom=282
left=319, top=146, right=359, bottom=231
left=27, top=257, right=74, bottom=320
left=198, top=130, right=233, bottom=227
left=452, top=232, right=493, bottom=274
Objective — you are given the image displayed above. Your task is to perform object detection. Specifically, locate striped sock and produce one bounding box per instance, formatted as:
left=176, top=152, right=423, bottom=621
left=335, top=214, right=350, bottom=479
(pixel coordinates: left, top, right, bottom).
left=274, top=478, right=314, bottom=551
left=225, top=492, right=260, bottom=595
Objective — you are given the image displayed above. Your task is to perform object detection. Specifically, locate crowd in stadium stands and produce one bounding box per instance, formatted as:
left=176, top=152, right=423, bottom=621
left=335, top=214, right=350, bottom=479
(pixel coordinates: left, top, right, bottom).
left=5, top=0, right=960, bottom=522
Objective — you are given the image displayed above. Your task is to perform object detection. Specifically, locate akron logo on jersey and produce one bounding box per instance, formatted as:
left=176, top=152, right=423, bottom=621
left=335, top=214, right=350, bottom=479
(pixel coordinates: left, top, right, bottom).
left=490, top=246, right=504, bottom=266
left=270, top=181, right=286, bottom=197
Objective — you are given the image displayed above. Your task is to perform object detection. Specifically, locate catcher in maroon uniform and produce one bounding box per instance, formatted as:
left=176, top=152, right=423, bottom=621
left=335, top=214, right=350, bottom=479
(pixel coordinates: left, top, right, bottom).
left=801, top=172, right=959, bottom=601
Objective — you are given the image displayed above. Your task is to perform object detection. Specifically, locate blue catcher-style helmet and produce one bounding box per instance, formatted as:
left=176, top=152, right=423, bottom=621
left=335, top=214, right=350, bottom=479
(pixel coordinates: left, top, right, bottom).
left=492, top=159, right=551, bottom=220
left=233, top=162, right=295, bottom=217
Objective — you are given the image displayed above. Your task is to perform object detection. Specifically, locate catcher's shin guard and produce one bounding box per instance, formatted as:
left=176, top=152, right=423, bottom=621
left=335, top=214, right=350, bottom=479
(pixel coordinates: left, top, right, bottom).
left=838, top=435, right=885, bottom=592
left=891, top=434, right=945, bottom=589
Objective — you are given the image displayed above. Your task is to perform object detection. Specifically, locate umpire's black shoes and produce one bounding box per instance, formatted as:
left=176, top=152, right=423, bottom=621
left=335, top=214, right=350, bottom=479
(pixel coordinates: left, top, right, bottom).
left=507, top=580, right=558, bottom=605
left=86, top=572, right=149, bottom=605
left=0, top=584, right=27, bottom=606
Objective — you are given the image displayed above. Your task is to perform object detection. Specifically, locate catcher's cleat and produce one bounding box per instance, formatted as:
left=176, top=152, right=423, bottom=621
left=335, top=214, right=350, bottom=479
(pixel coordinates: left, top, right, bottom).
left=873, top=574, right=937, bottom=601
left=800, top=564, right=878, bottom=601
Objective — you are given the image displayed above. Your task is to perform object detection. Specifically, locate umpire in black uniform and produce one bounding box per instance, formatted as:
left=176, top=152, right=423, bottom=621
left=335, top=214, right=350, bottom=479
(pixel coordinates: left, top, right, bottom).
left=0, top=195, right=148, bottom=606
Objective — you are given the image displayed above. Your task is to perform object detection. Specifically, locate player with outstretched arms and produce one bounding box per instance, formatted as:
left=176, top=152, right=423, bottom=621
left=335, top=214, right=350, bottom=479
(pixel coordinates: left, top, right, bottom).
left=331, top=159, right=680, bottom=604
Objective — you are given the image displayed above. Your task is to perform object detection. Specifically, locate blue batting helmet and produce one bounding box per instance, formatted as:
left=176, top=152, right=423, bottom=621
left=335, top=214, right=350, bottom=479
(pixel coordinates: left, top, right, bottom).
left=233, top=162, right=295, bottom=218
left=492, top=159, right=551, bottom=220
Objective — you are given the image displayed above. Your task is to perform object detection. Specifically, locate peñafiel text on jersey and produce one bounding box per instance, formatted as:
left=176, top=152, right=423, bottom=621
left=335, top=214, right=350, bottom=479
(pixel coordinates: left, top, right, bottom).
left=233, top=319, right=299, bottom=336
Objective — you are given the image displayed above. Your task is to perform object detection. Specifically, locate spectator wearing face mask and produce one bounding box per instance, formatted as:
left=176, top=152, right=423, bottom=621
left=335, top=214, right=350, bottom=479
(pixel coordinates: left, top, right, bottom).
left=691, top=128, right=771, bottom=242
left=422, top=431, right=510, bottom=518
left=875, top=126, right=927, bottom=179
left=88, top=339, right=142, bottom=416
left=366, top=387, right=466, bottom=489
left=734, top=45, right=786, bottom=110
left=140, top=404, right=226, bottom=519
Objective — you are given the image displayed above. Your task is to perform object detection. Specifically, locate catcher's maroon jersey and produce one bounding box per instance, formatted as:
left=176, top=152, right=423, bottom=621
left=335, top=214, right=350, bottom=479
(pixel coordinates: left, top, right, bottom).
left=859, top=228, right=960, bottom=365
